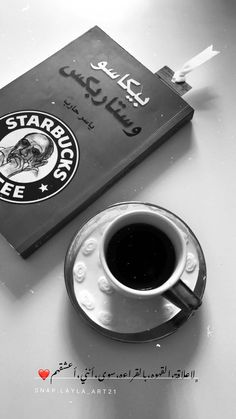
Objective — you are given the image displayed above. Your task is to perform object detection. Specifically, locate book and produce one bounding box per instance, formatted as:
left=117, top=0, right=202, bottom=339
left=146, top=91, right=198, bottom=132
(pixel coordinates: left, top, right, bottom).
left=0, top=26, right=194, bottom=257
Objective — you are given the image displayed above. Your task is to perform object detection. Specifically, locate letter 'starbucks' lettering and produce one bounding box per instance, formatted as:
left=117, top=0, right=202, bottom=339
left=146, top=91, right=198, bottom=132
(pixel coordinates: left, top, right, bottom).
left=0, top=111, right=79, bottom=204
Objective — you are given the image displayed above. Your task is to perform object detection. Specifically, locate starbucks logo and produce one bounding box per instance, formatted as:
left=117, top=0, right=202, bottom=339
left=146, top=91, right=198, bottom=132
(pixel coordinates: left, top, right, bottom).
left=0, top=111, right=79, bottom=203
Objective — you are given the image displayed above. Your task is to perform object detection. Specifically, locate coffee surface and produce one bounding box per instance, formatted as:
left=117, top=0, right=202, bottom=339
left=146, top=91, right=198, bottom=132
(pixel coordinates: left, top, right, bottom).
left=106, top=223, right=176, bottom=291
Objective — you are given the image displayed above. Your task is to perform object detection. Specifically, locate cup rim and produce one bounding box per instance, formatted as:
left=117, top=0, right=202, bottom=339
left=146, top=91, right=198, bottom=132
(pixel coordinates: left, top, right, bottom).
left=99, top=209, right=187, bottom=298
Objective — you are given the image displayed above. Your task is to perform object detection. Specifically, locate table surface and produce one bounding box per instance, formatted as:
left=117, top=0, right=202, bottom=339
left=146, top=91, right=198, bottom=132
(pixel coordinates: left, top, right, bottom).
left=0, top=1, right=235, bottom=418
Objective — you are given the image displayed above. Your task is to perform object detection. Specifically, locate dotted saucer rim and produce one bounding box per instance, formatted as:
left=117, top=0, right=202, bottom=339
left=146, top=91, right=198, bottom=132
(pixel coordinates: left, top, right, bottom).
left=64, top=201, right=207, bottom=343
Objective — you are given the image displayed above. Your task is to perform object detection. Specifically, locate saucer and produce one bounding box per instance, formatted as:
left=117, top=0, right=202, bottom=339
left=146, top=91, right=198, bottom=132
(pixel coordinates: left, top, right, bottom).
left=64, top=202, right=206, bottom=342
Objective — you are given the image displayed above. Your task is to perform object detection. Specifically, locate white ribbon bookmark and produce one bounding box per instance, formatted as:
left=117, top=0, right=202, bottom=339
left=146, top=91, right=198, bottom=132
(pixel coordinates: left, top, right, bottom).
left=172, top=45, right=220, bottom=83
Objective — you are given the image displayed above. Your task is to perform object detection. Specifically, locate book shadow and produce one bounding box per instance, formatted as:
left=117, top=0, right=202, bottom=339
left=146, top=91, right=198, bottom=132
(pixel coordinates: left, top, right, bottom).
left=186, top=87, right=219, bottom=111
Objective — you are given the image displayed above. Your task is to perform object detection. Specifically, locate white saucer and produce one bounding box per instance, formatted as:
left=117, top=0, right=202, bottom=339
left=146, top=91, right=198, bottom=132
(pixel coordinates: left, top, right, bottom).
left=64, top=202, right=206, bottom=342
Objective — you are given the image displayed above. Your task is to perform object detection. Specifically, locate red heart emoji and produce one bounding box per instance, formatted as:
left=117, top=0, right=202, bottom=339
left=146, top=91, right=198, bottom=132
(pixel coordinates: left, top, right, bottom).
left=38, top=369, right=50, bottom=380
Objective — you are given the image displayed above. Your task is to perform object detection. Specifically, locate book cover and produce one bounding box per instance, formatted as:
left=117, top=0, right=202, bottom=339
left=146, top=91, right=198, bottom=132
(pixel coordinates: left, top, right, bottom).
left=0, top=26, right=193, bottom=257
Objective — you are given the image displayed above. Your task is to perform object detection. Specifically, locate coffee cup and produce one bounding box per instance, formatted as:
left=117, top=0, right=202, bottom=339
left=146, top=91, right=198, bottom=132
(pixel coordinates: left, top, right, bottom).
left=99, top=208, right=201, bottom=312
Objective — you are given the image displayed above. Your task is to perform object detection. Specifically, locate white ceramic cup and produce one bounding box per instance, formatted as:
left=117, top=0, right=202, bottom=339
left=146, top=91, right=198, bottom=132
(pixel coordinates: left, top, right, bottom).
left=100, top=209, right=201, bottom=312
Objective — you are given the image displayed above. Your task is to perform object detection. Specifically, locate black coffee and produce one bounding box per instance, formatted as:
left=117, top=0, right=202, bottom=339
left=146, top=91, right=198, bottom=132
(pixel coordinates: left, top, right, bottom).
left=106, top=223, right=176, bottom=291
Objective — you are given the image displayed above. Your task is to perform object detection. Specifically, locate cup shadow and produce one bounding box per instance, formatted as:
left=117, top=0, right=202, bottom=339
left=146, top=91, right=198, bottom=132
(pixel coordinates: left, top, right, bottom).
left=65, top=297, right=205, bottom=418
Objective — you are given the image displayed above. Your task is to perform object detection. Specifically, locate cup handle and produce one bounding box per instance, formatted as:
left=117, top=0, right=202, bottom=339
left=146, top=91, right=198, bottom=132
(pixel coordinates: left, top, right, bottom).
left=163, top=279, right=202, bottom=312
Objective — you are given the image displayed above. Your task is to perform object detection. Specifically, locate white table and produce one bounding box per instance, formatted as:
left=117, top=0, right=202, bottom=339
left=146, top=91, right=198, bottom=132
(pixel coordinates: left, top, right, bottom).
left=0, top=1, right=235, bottom=418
